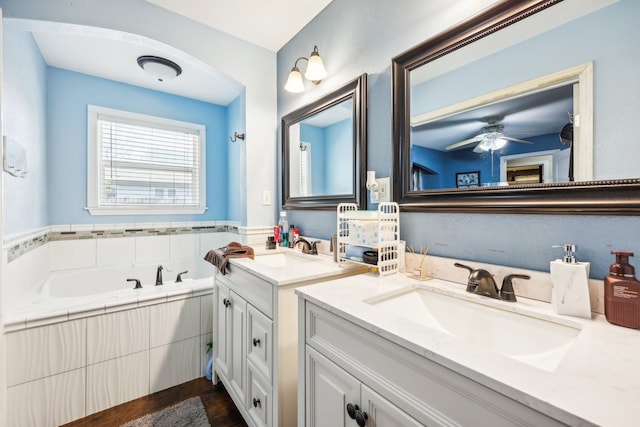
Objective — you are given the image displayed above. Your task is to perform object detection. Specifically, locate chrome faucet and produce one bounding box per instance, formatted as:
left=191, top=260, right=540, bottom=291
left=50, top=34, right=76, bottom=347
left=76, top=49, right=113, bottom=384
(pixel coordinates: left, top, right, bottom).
left=293, top=237, right=320, bottom=255
left=155, top=265, right=163, bottom=286
left=454, top=263, right=530, bottom=302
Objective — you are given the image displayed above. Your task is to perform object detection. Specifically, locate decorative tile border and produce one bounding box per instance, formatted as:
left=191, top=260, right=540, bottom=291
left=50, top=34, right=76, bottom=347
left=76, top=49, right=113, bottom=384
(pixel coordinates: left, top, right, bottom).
left=6, top=223, right=239, bottom=263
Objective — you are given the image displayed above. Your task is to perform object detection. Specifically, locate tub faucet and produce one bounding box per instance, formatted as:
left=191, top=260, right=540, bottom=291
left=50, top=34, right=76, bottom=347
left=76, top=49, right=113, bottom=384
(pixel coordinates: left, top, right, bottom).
left=155, top=265, right=163, bottom=286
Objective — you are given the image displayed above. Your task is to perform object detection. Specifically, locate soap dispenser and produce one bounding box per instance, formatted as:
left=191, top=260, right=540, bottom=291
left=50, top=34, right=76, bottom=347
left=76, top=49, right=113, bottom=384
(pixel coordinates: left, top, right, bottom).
left=550, top=244, right=591, bottom=319
left=604, top=250, right=640, bottom=329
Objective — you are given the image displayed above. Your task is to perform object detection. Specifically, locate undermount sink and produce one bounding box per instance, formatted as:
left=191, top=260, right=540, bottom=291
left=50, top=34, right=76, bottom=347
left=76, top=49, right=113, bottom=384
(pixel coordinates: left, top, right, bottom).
left=253, top=251, right=315, bottom=268
left=365, top=285, right=581, bottom=372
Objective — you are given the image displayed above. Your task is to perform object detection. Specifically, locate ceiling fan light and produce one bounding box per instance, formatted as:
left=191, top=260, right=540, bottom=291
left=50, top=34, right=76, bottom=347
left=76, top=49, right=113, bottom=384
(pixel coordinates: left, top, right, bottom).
left=493, top=138, right=507, bottom=150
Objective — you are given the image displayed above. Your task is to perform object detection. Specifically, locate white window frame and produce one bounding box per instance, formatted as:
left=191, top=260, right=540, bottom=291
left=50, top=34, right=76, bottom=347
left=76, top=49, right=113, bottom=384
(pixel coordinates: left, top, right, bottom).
left=86, top=105, right=207, bottom=216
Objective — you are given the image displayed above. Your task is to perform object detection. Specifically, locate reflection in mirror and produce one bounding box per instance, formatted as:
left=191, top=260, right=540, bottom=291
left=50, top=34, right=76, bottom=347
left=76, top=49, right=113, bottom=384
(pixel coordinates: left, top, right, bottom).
left=282, top=74, right=367, bottom=210
left=410, top=64, right=592, bottom=190
left=288, top=98, right=353, bottom=197
left=393, top=0, right=640, bottom=213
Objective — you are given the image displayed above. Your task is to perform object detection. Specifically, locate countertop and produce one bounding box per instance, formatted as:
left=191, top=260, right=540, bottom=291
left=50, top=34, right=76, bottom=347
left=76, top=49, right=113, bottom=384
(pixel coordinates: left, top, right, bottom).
left=296, top=272, right=639, bottom=427
left=228, top=247, right=367, bottom=286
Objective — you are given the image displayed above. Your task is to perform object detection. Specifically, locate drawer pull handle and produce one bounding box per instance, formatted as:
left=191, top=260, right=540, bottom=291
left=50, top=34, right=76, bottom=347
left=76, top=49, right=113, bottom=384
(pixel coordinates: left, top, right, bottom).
left=253, top=397, right=261, bottom=408
left=253, top=338, right=261, bottom=347
left=346, top=403, right=368, bottom=426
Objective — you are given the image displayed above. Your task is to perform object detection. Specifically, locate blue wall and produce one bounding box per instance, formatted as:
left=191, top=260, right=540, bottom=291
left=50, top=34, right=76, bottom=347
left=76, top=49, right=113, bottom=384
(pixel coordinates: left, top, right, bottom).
left=300, top=119, right=352, bottom=195
left=46, top=67, right=229, bottom=225
left=227, top=90, right=246, bottom=224
left=2, top=29, right=49, bottom=236
left=278, top=0, right=640, bottom=280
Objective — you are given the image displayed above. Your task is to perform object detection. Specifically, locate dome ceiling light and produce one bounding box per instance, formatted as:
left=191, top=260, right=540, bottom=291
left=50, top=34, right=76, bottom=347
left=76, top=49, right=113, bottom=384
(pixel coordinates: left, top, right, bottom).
left=137, top=55, right=182, bottom=82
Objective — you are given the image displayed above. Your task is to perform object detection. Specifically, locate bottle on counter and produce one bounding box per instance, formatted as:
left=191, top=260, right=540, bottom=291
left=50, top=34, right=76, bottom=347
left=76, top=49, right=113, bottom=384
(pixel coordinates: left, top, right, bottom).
left=288, top=224, right=295, bottom=248
left=604, top=250, right=640, bottom=329
left=278, top=211, right=289, bottom=247
left=550, top=244, right=591, bottom=319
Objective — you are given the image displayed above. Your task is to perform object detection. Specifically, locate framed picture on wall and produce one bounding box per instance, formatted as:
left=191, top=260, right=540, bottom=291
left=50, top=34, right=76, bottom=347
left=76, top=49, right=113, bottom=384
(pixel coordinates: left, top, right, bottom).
left=456, top=171, right=480, bottom=188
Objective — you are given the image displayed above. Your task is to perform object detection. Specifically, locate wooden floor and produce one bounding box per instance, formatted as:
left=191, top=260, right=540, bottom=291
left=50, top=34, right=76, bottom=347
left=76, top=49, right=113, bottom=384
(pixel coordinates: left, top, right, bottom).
left=63, top=377, right=247, bottom=427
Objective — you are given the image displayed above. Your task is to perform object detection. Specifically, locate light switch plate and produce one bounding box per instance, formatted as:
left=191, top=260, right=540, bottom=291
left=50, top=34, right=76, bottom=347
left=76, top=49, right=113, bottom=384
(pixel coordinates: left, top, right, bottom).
left=262, top=190, right=272, bottom=205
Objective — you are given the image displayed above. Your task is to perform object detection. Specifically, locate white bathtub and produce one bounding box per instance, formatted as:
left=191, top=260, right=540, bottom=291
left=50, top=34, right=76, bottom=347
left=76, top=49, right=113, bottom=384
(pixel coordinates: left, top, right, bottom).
left=4, top=261, right=214, bottom=329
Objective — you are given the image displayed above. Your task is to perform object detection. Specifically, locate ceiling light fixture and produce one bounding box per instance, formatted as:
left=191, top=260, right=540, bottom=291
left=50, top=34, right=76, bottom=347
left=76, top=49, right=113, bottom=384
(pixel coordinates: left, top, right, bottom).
left=137, top=55, right=182, bottom=82
left=284, top=46, right=327, bottom=93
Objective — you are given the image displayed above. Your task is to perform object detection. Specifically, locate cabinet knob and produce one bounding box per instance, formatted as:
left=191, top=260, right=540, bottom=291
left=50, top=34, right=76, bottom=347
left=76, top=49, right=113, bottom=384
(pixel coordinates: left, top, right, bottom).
left=346, top=403, right=368, bottom=426
left=223, top=298, right=231, bottom=307
left=253, top=338, right=261, bottom=347
left=253, top=397, right=261, bottom=408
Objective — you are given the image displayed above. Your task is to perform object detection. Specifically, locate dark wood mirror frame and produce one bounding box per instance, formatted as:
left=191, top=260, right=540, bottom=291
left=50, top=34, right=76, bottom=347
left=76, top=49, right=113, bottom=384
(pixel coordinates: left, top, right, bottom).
left=282, top=73, right=367, bottom=210
left=392, top=0, right=640, bottom=215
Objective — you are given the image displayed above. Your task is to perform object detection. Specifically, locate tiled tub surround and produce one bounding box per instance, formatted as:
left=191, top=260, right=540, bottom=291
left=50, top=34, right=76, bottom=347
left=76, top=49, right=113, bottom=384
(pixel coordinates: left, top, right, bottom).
left=1, top=225, right=255, bottom=427
left=5, top=294, right=213, bottom=427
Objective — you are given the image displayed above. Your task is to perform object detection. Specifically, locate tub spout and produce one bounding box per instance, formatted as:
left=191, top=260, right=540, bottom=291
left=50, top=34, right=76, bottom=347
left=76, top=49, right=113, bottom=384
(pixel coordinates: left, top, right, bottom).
left=127, top=278, right=142, bottom=289
left=155, top=265, right=163, bottom=286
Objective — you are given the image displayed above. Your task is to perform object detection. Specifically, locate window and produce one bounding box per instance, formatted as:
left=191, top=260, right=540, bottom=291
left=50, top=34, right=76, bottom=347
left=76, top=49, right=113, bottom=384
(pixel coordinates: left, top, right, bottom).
left=87, top=106, right=207, bottom=215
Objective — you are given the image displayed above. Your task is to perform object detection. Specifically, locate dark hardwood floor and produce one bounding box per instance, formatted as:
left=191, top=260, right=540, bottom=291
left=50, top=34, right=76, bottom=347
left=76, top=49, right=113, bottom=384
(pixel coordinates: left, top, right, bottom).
left=63, top=377, right=247, bottom=427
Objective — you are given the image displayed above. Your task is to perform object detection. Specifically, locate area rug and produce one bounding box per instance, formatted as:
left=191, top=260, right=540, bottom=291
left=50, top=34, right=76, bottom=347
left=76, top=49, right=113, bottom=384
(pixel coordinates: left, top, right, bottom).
left=120, top=396, right=211, bottom=427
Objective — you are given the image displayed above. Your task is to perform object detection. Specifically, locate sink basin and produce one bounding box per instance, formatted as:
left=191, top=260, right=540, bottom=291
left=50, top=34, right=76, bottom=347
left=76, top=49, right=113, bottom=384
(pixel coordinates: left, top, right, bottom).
left=253, top=252, right=315, bottom=268
left=365, top=285, right=581, bottom=371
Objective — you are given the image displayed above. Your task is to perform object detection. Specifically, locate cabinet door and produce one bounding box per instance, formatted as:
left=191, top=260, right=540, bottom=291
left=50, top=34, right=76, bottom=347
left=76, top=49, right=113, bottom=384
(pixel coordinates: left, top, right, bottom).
left=305, top=346, right=360, bottom=427
left=361, top=385, right=424, bottom=427
left=214, top=282, right=231, bottom=379
left=229, top=290, right=248, bottom=407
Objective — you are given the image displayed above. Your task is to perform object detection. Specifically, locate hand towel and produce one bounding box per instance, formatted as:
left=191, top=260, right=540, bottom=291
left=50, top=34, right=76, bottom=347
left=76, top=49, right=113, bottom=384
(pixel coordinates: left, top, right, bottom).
left=204, top=241, right=255, bottom=275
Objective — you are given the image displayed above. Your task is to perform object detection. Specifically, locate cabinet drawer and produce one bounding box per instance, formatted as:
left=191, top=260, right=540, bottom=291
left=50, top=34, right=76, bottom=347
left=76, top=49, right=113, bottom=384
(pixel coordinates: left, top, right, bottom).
left=248, top=305, right=273, bottom=383
left=217, top=267, right=273, bottom=318
left=247, top=363, right=273, bottom=427
left=305, top=302, right=563, bottom=427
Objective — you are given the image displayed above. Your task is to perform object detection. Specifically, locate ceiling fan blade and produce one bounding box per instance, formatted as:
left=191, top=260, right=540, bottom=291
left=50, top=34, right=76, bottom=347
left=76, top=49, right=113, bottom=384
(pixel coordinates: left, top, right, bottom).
left=503, top=136, right=533, bottom=144
left=444, top=135, right=481, bottom=150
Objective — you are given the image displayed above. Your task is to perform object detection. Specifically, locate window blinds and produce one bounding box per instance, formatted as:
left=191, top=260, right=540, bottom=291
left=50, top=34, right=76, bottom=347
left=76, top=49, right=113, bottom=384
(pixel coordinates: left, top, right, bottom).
left=97, top=116, right=200, bottom=207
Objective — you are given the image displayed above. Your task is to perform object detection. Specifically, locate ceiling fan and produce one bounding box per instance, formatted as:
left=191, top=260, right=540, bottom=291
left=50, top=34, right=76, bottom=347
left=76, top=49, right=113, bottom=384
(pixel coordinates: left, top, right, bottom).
left=444, top=123, right=533, bottom=153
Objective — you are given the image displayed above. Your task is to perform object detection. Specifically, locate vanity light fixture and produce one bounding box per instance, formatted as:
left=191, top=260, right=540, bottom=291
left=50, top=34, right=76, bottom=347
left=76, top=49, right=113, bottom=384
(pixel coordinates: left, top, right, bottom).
left=284, top=46, right=328, bottom=93
left=137, top=55, right=182, bottom=82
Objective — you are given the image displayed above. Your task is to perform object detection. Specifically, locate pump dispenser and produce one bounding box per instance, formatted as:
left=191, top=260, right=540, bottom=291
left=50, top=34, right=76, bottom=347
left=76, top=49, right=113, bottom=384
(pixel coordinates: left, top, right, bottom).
left=550, top=244, right=591, bottom=319
left=604, top=250, right=640, bottom=329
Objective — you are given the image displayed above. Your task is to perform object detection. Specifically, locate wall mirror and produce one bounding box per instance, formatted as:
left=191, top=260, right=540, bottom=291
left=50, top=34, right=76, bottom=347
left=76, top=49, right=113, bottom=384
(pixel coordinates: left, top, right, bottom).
left=393, top=0, right=640, bottom=214
left=282, top=74, right=367, bottom=209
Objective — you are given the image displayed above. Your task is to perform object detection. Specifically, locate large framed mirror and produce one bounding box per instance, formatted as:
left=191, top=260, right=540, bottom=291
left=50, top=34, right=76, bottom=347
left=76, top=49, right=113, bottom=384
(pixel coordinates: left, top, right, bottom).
left=282, top=74, right=367, bottom=209
left=393, top=0, right=640, bottom=214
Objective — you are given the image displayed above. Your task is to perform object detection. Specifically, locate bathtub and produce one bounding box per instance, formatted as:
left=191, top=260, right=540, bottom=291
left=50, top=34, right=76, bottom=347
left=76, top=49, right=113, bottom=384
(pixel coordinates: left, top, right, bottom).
left=4, top=260, right=214, bottom=329
left=4, top=260, right=216, bottom=426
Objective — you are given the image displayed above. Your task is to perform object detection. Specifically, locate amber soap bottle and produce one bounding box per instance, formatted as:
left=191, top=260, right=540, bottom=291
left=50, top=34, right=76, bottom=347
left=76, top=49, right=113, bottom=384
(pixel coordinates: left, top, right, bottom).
left=604, top=250, right=640, bottom=329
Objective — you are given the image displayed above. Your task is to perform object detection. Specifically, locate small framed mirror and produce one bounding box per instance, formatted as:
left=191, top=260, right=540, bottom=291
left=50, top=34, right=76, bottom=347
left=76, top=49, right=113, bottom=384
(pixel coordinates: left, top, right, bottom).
left=282, top=74, right=367, bottom=210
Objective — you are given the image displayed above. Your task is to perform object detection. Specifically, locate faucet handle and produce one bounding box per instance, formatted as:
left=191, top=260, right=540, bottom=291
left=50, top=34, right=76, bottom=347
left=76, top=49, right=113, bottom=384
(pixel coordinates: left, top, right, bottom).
left=309, top=240, right=321, bottom=255
left=176, top=271, right=188, bottom=283
left=500, top=274, right=530, bottom=302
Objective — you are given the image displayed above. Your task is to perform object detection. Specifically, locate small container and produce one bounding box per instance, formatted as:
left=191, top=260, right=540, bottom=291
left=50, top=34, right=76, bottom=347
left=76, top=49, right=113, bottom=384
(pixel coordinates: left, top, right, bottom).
left=604, top=250, right=640, bottom=329
left=266, top=236, right=276, bottom=250
left=363, top=251, right=378, bottom=265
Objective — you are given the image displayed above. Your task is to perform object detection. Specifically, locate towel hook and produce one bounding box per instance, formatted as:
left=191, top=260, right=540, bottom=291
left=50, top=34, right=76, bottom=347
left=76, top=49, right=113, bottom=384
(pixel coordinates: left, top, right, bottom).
left=230, top=132, right=245, bottom=142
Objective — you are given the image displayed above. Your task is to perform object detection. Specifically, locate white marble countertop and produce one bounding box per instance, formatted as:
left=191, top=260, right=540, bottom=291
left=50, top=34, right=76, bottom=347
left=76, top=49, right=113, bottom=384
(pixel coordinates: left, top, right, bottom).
left=296, top=272, right=640, bottom=427
left=228, top=247, right=367, bottom=286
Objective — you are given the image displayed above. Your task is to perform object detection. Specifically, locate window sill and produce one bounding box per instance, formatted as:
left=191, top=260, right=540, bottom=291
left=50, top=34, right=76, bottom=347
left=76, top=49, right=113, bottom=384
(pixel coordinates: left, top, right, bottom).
left=85, top=206, right=207, bottom=216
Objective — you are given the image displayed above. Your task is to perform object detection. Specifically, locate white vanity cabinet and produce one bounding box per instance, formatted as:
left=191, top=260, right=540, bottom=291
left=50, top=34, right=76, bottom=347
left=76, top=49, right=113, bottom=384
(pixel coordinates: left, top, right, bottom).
left=213, top=266, right=293, bottom=427
left=305, top=345, right=422, bottom=427
left=299, top=300, right=565, bottom=427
